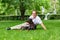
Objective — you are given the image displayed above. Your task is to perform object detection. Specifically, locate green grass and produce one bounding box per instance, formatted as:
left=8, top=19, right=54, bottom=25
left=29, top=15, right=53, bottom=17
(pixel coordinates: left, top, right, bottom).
left=0, top=20, right=60, bottom=40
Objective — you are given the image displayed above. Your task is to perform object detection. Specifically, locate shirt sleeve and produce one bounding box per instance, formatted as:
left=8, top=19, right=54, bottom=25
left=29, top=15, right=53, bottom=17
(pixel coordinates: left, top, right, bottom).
left=37, top=16, right=42, bottom=24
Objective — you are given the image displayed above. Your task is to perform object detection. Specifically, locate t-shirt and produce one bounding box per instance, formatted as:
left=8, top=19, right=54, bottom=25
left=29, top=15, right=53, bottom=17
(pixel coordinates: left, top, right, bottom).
left=29, top=15, right=42, bottom=25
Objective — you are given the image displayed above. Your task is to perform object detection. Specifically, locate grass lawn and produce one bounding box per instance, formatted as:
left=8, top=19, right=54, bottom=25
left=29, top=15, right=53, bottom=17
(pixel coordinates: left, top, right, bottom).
left=0, top=20, right=60, bottom=40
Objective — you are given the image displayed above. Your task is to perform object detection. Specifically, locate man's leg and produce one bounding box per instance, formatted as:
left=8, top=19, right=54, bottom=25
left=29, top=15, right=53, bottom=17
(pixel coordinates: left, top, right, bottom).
left=7, top=23, right=30, bottom=30
left=11, top=25, right=21, bottom=30
left=7, top=24, right=22, bottom=30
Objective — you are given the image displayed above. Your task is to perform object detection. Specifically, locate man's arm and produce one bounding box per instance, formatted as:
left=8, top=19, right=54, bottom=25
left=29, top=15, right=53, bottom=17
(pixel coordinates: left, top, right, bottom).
left=40, top=23, right=47, bottom=30
left=37, top=16, right=47, bottom=30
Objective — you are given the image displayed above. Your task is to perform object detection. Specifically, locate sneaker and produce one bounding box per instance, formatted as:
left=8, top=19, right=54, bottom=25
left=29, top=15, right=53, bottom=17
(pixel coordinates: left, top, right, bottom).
left=7, top=27, right=11, bottom=30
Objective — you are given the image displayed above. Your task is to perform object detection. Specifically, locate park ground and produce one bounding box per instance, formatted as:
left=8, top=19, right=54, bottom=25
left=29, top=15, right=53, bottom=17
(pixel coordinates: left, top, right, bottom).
left=0, top=20, right=60, bottom=40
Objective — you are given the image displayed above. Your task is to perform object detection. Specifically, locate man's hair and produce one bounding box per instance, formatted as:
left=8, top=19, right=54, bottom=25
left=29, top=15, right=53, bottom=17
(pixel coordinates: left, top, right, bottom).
left=32, top=10, right=37, bottom=14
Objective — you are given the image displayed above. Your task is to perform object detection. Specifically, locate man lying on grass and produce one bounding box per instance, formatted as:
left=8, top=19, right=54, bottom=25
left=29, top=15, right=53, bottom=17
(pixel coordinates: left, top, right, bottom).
left=7, top=19, right=36, bottom=30
left=7, top=10, right=47, bottom=30
left=29, top=10, right=47, bottom=30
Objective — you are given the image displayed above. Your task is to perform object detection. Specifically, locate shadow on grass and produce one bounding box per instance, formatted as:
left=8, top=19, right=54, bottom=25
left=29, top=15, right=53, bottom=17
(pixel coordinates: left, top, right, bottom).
left=36, top=27, right=51, bottom=30
left=36, top=28, right=43, bottom=30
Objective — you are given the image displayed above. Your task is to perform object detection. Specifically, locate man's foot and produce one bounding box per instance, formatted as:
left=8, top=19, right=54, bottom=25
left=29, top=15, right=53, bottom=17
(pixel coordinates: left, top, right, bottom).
left=7, top=27, right=11, bottom=30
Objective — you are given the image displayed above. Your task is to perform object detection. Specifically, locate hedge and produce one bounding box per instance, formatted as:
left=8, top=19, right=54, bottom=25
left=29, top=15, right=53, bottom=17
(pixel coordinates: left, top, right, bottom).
left=0, top=15, right=60, bottom=20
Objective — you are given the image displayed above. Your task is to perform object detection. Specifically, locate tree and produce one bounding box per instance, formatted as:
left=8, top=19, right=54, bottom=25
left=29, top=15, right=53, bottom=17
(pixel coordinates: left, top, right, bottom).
left=1, top=0, right=19, bottom=15
left=0, top=0, right=51, bottom=20
left=19, top=0, right=26, bottom=20
left=19, top=0, right=34, bottom=20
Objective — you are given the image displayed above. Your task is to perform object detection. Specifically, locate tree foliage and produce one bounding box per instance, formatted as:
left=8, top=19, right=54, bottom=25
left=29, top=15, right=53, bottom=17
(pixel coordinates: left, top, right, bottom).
left=0, top=0, right=60, bottom=16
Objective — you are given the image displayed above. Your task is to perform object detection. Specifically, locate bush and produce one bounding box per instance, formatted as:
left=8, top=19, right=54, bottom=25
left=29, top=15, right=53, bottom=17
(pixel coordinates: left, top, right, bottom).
left=0, top=15, right=60, bottom=20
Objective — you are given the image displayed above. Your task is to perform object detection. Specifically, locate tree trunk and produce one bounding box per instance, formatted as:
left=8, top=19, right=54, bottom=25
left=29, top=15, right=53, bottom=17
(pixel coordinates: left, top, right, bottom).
left=20, top=0, right=26, bottom=20
left=20, top=8, right=25, bottom=20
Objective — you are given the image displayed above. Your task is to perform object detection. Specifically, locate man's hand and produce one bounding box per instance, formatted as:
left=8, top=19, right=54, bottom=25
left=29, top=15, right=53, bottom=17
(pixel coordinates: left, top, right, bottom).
left=40, top=23, right=47, bottom=30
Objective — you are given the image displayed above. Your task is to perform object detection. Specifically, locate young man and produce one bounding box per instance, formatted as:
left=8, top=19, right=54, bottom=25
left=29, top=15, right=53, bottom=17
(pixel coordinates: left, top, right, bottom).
left=29, top=10, right=47, bottom=30
left=7, top=19, right=35, bottom=30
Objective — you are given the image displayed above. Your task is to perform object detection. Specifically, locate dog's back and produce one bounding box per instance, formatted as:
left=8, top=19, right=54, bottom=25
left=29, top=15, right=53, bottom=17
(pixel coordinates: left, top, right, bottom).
left=27, top=19, right=35, bottom=30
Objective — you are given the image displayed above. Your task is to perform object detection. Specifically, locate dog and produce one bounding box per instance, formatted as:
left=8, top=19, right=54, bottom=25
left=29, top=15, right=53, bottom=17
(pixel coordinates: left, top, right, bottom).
left=21, top=19, right=35, bottom=30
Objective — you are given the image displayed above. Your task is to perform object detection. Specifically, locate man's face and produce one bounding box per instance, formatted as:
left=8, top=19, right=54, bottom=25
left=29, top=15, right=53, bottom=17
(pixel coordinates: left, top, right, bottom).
left=32, top=11, right=37, bottom=18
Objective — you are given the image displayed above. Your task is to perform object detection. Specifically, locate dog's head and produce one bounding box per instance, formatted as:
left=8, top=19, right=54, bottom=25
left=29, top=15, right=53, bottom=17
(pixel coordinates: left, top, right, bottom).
left=26, top=19, right=33, bottom=24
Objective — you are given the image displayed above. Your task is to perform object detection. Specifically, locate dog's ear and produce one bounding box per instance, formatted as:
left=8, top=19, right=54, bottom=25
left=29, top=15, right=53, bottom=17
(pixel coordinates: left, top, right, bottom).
left=26, top=19, right=31, bottom=23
